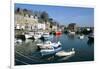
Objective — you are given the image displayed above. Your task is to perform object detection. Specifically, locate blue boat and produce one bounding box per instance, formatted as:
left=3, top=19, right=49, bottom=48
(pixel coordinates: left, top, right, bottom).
left=37, top=41, right=62, bottom=56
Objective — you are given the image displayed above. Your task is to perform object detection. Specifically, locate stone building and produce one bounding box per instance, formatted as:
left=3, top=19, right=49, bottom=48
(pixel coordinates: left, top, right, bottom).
left=67, top=23, right=78, bottom=32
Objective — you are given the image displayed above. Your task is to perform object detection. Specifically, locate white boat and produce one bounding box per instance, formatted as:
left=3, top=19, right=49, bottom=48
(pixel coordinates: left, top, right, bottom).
left=42, top=33, right=50, bottom=38
left=40, top=47, right=62, bottom=56
left=34, top=32, right=43, bottom=39
left=14, top=39, right=22, bottom=44
left=79, top=35, right=84, bottom=39
left=70, top=32, right=75, bottom=34
left=25, top=34, right=33, bottom=39
left=55, top=48, right=75, bottom=57
left=37, top=41, right=62, bottom=56
left=34, top=35, right=41, bottom=39
left=40, top=46, right=55, bottom=55
left=37, top=41, right=61, bottom=48
left=68, top=31, right=75, bottom=34
left=22, top=32, right=34, bottom=39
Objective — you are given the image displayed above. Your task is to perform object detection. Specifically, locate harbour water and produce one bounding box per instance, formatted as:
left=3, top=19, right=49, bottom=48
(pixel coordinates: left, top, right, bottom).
left=15, top=34, right=94, bottom=65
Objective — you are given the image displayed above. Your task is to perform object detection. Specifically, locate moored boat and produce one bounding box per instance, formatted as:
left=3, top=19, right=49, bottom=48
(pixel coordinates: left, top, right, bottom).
left=25, top=34, right=33, bottom=39
left=56, top=31, right=62, bottom=35
left=36, top=41, right=62, bottom=56
left=14, top=39, right=22, bottom=44
left=42, top=32, right=50, bottom=38
left=68, top=30, right=75, bottom=35
left=78, top=35, right=84, bottom=39
left=34, top=32, right=43, bottom=39
left=24, top=31, right=34, bottom=39
left=37, top=41, right=61, bottom=48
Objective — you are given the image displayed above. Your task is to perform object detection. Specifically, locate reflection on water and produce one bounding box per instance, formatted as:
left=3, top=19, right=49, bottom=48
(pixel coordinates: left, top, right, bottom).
left=15, top=34, right=94, bottom=65
left=67, top=34, right=75, bottom=40
left=87, top=39, right=94, bottom=46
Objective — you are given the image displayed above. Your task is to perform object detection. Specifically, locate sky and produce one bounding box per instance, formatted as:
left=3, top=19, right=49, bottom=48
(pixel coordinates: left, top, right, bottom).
left=15, top=3, right=94, bottom=27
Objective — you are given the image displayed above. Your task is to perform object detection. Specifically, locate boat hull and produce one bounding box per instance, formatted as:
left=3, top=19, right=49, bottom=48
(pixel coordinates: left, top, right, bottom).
left=56, top=51, right=75, bottom=57
left=40, top=47, right=62, bottom=56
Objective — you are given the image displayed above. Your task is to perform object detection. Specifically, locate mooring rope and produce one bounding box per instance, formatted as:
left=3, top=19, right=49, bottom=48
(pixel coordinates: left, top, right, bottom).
left=15, top=51, right=44, bottom=62
left=15, top=51, right=38, bottom=62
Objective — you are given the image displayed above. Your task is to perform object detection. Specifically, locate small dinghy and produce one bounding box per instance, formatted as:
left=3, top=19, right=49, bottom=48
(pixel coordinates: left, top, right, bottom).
left=55, top=48, right=75, bottom=57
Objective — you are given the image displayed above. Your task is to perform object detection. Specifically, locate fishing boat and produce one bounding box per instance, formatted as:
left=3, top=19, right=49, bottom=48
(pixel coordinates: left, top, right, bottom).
left=36, top=41, right=62, bottom=56
left=55, top=48, right=75, bottom=57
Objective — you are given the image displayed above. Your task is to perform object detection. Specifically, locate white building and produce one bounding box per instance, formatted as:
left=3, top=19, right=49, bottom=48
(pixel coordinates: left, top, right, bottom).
left=34, top=23, right=46, bottom=30
left=52, top=25, right=58, bottom=31
left=15, top=14, right=38, bottom=30
left=38, top=23, right=46, bottom=30
left=15, top=14, right=46, bottom=31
